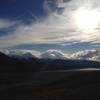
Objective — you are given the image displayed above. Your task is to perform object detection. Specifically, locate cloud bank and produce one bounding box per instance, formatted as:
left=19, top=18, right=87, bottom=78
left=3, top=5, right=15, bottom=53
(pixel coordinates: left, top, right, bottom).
left=1, top=48, right=100, bottom=61
left=40, top=49, right=68, bottom=59
left=71, top=49, right=100, bottom=61
left=0, top=0, right=100, bottom=48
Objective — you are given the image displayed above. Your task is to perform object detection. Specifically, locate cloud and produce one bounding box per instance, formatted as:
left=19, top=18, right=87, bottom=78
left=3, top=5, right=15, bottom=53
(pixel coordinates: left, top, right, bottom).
left=0, top=19, right=16, bottom=29
left=40, top=48, right=100, bottom=61
left=1, top=48, right=100, bottom=61
left=0, top=0, right=100, bottom=48
left=40, top=49, right=69, bottom=59
left=71, top=48, right=100, bottom=61
left=0, top=49, right=40, bottom=58
left=0, top=49, right=69, bottom=59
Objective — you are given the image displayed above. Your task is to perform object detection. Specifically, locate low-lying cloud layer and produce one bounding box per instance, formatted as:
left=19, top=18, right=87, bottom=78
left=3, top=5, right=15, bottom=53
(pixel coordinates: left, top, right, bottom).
left=0, top=0, right=100, bottom=48
left=71, top=49, right=100, bottom=61
left=1, top=48, right=100, bottom=61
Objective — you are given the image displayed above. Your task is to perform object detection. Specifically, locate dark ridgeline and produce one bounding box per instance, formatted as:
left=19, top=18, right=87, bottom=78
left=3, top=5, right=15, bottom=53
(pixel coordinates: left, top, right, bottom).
left=0, top=52, right=100, bottom=100
left=0, top=52, right=100, bottom=71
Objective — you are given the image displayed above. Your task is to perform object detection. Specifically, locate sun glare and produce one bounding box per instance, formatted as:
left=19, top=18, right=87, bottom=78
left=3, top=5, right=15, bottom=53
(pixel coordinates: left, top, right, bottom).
left=74, top=8, right=100, bottom=32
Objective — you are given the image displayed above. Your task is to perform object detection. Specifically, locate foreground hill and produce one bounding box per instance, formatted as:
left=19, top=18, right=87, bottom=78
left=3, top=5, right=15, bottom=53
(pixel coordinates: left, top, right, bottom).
left=1, top=70, right=100, bottom=100
left=0, top=52, right=100, bottom=100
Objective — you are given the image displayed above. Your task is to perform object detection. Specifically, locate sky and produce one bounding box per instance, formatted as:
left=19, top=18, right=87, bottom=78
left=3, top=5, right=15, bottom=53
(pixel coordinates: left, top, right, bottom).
left=0, top=0, right=100, bottom=53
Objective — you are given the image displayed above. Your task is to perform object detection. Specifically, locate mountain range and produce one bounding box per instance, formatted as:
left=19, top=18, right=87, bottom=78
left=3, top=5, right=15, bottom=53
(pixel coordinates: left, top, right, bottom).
left=0, top=51, right=100, bottom=100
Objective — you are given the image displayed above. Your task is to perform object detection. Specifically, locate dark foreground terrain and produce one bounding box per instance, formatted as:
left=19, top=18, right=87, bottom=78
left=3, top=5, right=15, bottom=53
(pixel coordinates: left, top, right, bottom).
left=0, top=52, right=100, bottom=100
left=1, top=70, right=100, bottom=100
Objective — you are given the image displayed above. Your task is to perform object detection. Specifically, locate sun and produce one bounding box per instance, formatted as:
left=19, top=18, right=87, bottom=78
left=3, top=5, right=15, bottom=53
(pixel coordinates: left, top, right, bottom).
left=74, top=8, right=100, bottom=32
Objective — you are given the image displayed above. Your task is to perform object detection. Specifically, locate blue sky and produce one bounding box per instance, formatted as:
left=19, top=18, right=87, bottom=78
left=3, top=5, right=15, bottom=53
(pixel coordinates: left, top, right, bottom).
left=0, top=0, right=45, bottom=36
left=0, top=0, right=44, bottom=20
left=0, top=0, right=100, bottom=53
